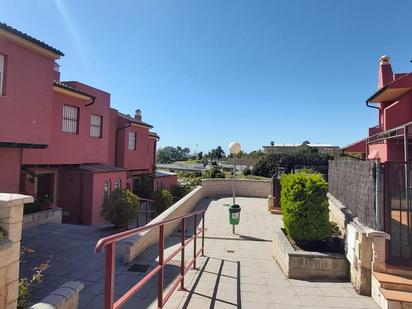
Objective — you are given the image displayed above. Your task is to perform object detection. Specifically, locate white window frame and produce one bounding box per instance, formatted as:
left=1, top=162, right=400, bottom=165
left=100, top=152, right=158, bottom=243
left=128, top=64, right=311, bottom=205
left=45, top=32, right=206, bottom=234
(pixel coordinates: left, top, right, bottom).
left=90, top=114, right=103, bottom=138
left=114, top=178, right=121, bottom=190
left=62, top=104, right=79, bottom=134
left=104, top=180, right=111, bottom=197
left=128, top=131, right=136, bottom=150
left=0, top=54, right=5, bottom=96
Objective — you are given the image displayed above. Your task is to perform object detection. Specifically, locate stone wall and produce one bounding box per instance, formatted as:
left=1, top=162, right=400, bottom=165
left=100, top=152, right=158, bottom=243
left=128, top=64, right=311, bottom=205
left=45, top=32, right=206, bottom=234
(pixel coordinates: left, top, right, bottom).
left=272, top=228, right=349, bottom=281
left=328, top=193, right=389, bottom=295
left=0, top=193, right=33, bottom=309
left=201, top=178, right=271, bottom=198
left=328, top=160, right=379, bottom=229
left=123, top=179, right=271, bottom=263
left=23, top=208, right=62, bottom=230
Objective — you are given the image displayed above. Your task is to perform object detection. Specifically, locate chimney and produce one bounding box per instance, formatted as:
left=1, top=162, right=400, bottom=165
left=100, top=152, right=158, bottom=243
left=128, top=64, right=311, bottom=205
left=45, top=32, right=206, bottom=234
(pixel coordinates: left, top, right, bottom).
left=378, top=55, right=394, bottom=89
left=135, top=109, right=142, bottom=122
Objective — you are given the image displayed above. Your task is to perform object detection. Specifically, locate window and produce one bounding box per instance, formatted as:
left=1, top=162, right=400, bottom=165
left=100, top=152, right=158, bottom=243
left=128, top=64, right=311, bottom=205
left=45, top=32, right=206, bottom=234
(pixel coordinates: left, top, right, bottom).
left=0, top=54, right=5, bottom=96
left=90, top=114, right=102, bottom=138
left=104, top=180, right=111, bottom=197
left=128, top=131, right=136, bottom=150
left=114, top=178, right=121, bottom=189
left=62, top=105, right=79, bottom=134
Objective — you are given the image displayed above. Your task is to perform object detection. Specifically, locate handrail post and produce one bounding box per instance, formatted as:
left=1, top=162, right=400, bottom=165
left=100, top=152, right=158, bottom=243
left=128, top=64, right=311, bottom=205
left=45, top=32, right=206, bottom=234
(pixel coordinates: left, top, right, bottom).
left=104, top=243, right=115, bottom=309
left=201, top=213, right=205, bottom=256
left=158, top=225, right=164, bottom=308
left=180, top=218, right=185, bottom=290
left=193, top=214, right=197, bottom=269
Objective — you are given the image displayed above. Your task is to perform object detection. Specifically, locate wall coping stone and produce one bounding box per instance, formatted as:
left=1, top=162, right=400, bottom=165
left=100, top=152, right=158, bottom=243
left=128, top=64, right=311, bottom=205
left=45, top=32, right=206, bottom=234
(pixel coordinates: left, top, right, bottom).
left=29, top=281, right=84, bottom=309
left=365, top=229, right=390, bottom=240
left=0, top=193, right=33, bottom=206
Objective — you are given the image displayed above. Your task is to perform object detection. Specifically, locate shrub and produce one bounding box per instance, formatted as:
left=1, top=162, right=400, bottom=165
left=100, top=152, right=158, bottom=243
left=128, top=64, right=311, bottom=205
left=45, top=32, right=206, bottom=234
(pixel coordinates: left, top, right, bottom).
left=203, top=168, right=225, bottom=179
left=170, top=185, right=190, bottom=201
left=280, top=171, right=331, bottom=241
left=152, top=189, right=174, bottom=213
left=101, top=189, right=139, bottom=229
left=242, top=167, right=251, bottom=176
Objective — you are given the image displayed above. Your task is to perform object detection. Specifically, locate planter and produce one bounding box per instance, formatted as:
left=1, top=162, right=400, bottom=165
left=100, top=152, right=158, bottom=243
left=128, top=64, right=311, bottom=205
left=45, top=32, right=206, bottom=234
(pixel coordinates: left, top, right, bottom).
left=272, top=228, right=349, bottom=281
left=23, top=208, right=62, bottom=230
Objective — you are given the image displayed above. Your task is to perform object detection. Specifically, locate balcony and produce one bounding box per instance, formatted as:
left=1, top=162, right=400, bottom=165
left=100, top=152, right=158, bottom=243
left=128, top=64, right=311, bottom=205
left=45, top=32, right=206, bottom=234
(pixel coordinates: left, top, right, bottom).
left=368, top=123, right=383, bottom=136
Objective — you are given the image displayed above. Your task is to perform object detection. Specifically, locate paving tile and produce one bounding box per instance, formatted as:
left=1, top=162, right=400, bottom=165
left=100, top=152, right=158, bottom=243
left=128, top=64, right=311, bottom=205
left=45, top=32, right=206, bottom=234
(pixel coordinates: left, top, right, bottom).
left=20, top=197, right=379, bottom=309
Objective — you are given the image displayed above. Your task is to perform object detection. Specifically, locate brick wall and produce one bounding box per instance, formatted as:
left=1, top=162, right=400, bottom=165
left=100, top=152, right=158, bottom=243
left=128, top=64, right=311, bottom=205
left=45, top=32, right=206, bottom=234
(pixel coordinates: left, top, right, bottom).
left=328, top=160, right=378, bottom=229
left=0, top=193, right=33, bottom=309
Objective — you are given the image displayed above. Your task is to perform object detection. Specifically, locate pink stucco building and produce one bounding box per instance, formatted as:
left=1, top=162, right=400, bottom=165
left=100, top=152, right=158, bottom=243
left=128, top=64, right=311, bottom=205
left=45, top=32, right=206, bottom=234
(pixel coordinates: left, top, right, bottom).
left=343, top=55, right=412, bottom=162
left=0, top=22, right=175, bottom=225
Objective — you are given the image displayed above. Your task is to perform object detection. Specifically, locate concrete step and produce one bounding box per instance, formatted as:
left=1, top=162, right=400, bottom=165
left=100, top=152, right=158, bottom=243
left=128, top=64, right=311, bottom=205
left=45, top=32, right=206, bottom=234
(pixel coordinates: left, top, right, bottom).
left=374, top=272, right=412, bottom=293
left=379, top=287, right=412, bottom=309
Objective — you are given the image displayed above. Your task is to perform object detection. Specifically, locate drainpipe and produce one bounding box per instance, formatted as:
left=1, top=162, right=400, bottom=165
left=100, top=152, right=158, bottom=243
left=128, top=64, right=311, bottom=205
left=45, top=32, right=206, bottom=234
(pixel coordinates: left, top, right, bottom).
left=84, top=95, right=96, bottom=107
left=375, top=159, right=382, bottom=230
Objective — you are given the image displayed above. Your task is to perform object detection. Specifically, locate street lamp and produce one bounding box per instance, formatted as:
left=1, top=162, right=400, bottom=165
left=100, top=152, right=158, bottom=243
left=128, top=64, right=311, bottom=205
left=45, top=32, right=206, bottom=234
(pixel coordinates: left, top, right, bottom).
left=229, top=142, right=241, bottom=205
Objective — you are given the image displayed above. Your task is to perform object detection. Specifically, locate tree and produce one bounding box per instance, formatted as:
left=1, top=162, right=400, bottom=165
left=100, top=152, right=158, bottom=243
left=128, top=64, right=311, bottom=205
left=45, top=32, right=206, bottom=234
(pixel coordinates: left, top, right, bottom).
left=209, top=146, right=225, bottom=160
left=252, top=147, right=332, bottom=178
left=156, top=146, right=191, bottom=163
left=270, top=141, right=275, bottom=146
left=197, top=151, right=203, bottom=160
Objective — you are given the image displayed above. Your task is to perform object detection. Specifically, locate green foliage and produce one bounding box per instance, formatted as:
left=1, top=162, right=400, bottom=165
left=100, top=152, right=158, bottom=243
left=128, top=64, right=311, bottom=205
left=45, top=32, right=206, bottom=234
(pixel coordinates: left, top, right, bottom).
left=204, top=167, right=225, bottom=179
left=156, top=146, right=191, bottom=163
left=133, top=174, right=154, bottom=199
left=170, top=185, right=191, bottom=201
left=242, top=167, right=251, bottom=176
left=252, top=147, right=332, bottom=178
left=18, top=247, right=50, bottom=309
left=152, top=189, right=174, bottom=212
left=101, top=189, right=139, bottom=229
left=280, top=171, right=331, bottom=241
left=208, top=146, right=225, bottom=160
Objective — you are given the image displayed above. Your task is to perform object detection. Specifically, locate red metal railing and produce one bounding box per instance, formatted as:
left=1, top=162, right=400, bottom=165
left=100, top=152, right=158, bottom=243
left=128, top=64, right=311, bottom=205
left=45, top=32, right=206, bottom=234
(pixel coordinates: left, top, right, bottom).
left=95, top=209, right=206, bottom=309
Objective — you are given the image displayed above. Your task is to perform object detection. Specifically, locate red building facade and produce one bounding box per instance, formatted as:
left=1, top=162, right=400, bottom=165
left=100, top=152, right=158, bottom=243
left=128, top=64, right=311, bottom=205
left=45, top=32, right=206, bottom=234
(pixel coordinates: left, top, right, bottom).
left=343, top=55, right=412, bottom=162
left=0, top=22, right=172, bottom=225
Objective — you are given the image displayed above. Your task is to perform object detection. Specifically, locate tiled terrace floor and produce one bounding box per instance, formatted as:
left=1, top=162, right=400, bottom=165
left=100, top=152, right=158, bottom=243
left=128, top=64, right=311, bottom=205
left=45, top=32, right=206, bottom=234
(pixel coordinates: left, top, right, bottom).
left=20, top=197, right=379, bottom=308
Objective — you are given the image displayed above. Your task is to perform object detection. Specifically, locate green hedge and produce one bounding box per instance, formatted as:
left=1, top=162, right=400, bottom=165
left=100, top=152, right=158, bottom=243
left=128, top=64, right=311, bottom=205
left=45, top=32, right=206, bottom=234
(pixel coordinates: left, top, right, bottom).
left=280, top=171, right=331, bottom=241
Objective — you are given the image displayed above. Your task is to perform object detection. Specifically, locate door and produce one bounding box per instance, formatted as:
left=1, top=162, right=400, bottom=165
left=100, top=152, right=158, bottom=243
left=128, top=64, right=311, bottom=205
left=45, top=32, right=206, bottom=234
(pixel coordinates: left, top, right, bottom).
left=384, top=162, right=412, bottom=265
left=36, top=173, right=55, bottom=207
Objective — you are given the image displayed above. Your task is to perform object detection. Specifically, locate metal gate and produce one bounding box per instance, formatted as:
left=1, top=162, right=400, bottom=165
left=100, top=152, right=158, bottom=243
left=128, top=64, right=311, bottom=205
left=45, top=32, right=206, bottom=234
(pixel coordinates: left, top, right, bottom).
left=384, top=162, right=412, bottom=265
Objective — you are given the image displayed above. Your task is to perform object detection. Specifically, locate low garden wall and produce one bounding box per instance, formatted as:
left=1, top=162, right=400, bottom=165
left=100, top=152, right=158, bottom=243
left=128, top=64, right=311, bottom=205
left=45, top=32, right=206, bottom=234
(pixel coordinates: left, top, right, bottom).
left=328, top=192, right=389, bottom=295
left=272, top=228, right=349, bottom=281
left=201, top=178, right=271, bottom=198
left=123, top=179, right=270, bottom=263
left=23, top=208, right=62, bottom=230
left=0, top=193, right=33, bottom=309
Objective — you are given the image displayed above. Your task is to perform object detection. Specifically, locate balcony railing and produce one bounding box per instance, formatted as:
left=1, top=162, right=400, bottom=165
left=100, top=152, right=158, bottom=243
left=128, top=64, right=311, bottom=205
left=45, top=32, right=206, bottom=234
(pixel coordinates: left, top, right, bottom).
left=368, top=123, right=383, bottom=136
left=95, top=209, right=206, bottom=309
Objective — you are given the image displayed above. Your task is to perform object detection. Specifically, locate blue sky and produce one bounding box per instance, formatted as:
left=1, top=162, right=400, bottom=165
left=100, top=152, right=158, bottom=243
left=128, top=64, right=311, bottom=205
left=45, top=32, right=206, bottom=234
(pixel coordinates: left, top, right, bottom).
left=1, top=0, right=412, bottom=153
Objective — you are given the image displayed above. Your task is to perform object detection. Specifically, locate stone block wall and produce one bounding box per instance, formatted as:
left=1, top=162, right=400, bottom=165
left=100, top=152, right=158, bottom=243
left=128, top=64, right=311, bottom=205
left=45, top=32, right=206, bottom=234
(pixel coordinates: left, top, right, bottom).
left=23, top=208, right=62, bottom=230
left=0, top=193, right=33, bottom=309
left=328, top=192, right=389, bottom=296
left=201, top=179, right=271, bottom=198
